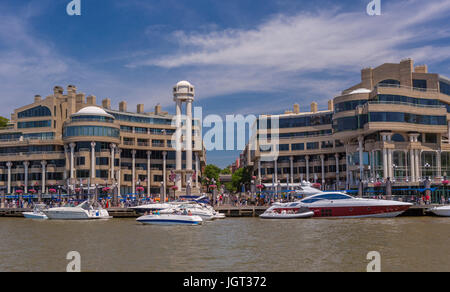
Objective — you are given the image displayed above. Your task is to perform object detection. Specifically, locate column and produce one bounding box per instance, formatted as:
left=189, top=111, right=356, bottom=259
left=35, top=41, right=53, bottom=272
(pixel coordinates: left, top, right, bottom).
left=387, top=149, right=393, bottom=179
left=289, top=156, right=294, bottom=184
left=117, top=149, right=122, bottom=198
left=91, top=142, right=96, bottom=179
left=358, top=136, right=364, bottom=181
left=175, top=99, right=182, bottom=190
left=23, top=161, right=29, bottom=194
left=345, top=153, right=350, bottom=188
left=147, top=151, right=152, bottom=195
left=335, top=154, right=340, bottom=187
left=415, top=149, right=421, bottom=180
left=409, top=149, right=415, bottom=182
left=186, top=100, right=193, bottom=184
left=305, top=155, right=310, bottom=182
left=383, top=148, right=388, bottom=179
left=320, top=155, right=325, bottom=185
left=195, top=152, right=200, bottom=189
left=162, top=151, right=167, bottom=201
left=41, top=160, right=47, bottom=196
left=257, top=159, right=262, bottom=184
left=132, top=150, right=136, bottom=194
left=274, top=159, right=278, bottom=185
left=69, top=143, right=75, bottom=179
left=110, top=144, right=116, bottom=180
left=437, top=150, right=442, bottom=179
left=6, top=162, right=12, bottom=194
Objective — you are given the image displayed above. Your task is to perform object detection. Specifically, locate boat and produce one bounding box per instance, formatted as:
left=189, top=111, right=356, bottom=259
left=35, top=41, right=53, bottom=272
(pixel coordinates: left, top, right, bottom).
left=429, top=206, right=450, bottom=217
left=159, top=204, right=215, bottom=220
left=43, top=201, right=112, bottom=220
left=297, top=192, right=412, bottom=218
left=23, top=204, right=48, bottom=220
left=136, top=214, right=203, bottom=225
left=260, top=202, right=314, bottom=219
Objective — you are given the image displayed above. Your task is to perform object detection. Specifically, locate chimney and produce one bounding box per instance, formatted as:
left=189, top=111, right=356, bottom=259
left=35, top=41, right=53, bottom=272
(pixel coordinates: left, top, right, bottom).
left=155, top=104, right=162, bottom=115
left=414, top=65, right=428, bottom=73
left=34, top=95, right=42, bottom=103
left=67, top=85, right=77, bottom=96
left=53, top=86, right=63, bottom=97
left=119, top=101, right=127, bottom=112
left=102, top=98, right=111, bottom=109
left=311, top=102, right=318, bottom=113
left=328, top=100, right=334, bottom=111
left=76, top=93, right=85, bottom=104
left=137, top=104, right=144, bottom=114
left=293, top=104, right=300, bottom=114
left=86, top=95, right=96, bottom=105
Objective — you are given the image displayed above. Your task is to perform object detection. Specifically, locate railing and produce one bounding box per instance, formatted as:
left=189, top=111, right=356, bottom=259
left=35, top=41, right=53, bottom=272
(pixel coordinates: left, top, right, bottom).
left=367, top=100, right=445, bottom=109
left=152, top=143, right=165, bottom=147
left=375, top=83, right=439, bottom=93
left=123, top=141, right=135, bottom=146
left=137, top=142, right=149, bottom=146
left=0, top=151, right=64, bottom=157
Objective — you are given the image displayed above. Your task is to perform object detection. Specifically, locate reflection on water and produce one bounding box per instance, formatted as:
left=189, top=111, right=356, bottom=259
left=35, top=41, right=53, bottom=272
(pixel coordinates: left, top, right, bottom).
left=0, top=217, right=449, bottom=272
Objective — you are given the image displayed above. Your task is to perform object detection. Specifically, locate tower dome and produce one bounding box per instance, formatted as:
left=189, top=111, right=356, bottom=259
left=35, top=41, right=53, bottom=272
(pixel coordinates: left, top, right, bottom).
left=72, top=106, right=114, bottom=118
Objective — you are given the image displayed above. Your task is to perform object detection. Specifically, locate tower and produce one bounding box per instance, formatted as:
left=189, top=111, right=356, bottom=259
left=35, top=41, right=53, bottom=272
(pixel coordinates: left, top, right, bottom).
left=173, top=81, right=195, bottom=194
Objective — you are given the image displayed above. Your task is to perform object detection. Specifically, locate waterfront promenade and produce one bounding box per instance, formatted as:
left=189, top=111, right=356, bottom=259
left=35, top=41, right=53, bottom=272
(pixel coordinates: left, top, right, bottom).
left=0, top=204, right=443, bottom=218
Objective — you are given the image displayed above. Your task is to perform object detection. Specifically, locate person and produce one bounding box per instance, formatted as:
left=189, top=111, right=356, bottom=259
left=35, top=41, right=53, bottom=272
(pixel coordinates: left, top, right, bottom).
left=188, top=210, right=192, bottom=216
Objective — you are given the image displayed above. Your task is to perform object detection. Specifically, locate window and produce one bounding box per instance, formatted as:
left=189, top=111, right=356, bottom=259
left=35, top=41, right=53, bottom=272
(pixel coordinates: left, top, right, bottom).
left=378, top=79, right=400, bottom=86
left=63, top=126, right=120, bottom=138
left=292, top=143, right=304, bottom=151
left=18, top=120, right=52, bottom=129
left=307, top=142, right=319, bottom=150
left=76, top=157, right=85, bottom=166
left=440, top=81, right=450, bottom=96
left=96, top=157, right=109, bottom=165
left=335, top=100, right=367, bottom=113
left=279, top=144, right=289, bottom=151
left=413, top=79, right=427, bottom=90
left=18, top=106, right=51, bottom=118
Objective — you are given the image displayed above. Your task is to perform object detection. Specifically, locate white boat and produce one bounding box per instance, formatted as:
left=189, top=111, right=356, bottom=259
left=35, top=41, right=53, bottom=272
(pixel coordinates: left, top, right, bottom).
left=130, top=203, right=172, bottom=211
left=136, top=214, right=203, bottom=225
left=159, top=204, right=215, bottom=220
left=429, top=206, right=450, bottom=217
left=260, top=202, right=314, bottom=219
left=23, top=204, right=48, bottom=220
left=43, top=201, right=112, bottom=220
left=298, top=192, right=412, bottom=218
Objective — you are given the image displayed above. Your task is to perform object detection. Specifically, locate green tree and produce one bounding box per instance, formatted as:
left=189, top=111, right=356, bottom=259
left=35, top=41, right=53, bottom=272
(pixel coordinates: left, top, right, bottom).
left=220, top=167, right=231, bottom=175
left=0, top=116, right=9, bottom=128
left=202, top=164, right=221, bottom=186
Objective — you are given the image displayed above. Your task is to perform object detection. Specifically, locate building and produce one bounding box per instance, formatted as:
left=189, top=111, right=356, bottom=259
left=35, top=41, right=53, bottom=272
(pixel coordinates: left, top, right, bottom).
left=241, top=59, right=450, bottom=195
left=0, top=84, right=206, bottom=198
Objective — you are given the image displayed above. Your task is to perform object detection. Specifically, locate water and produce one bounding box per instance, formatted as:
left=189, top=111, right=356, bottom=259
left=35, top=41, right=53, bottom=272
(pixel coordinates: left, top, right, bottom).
left=0, top=217, right=449, bottom=272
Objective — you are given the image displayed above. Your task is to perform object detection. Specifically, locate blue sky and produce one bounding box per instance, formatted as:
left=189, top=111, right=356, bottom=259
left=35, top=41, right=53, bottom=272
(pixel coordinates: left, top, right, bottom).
left=0, top=0, right=449, bottom=168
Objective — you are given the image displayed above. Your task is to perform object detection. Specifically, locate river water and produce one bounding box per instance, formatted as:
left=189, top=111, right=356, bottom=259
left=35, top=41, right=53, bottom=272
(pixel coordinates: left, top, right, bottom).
left=0, top=217, right=449, bottom=272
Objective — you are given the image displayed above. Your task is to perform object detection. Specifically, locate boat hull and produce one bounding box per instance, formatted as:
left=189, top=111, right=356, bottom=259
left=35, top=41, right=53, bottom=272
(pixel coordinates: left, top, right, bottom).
left=44, top=210, right=111, bottom=220
left=136, top=215, right=203, bottom=225
left=260, top=211, right=314, bottom=219
left=308, top=205, right=411, bottom=218
left=23, top=212, right=48, bottom=220
left=430, top=206, right=450, bottom=217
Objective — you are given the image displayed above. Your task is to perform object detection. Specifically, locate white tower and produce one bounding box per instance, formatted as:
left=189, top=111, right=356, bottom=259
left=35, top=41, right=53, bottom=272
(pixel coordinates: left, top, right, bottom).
left=173, top=81, right=195, bottom=192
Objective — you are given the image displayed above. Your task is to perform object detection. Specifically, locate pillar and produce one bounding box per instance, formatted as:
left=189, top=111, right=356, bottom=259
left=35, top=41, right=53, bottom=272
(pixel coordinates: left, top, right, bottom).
left=41, top=160, right=47, bottom=198
left=162, top=151, right=167, bottom=202
left=110, top=143, right=116, bottom=180
left=195, top=152, right=200, bottom=189
left=91, top=142, right=96, bottom=179
left=409, top=149, right=415, bottom=182
left=358, top=136, right=364, bottom=181
left=147, top=151, right=152, bottom=194
left=132, top=150, right=136, bottom=194
left=186, top=100, right=193, bottom=184
left=175, top=99, right=182, bottom=190
left=437, top=150, right=442, bottom=179
left=6, top=162, right=12, bottom=194
left=387, top=149, right=393, bottom=179
left=320, top=155, right=325, bottom=185
left=305, top=155, right=310, bottom=182
left=274, top=159, right=278, bottom=185
left=335, top=153, right=340, bottom=187
left=415, top=149, right=421, bottom=180
left=289, top=156, right=294, bottom=184
left=117, top=149, right=122, bottom=199
left=383, top=148, right=388, bottom=179
left=69, top=143, right=75, bottom=179
left=257, top=159, right=262, bottom=184
left=23, top=161, right=29, bottom=194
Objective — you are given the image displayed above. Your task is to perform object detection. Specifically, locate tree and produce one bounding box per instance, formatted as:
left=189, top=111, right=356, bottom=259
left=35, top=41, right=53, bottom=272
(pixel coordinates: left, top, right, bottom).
left=0, top=116, right=9, bottom=128
left=231, top=166, right=253, bottom=193
left=220, top=167, right=231, bottom=175
left=202, top=164, right=221, bottom=186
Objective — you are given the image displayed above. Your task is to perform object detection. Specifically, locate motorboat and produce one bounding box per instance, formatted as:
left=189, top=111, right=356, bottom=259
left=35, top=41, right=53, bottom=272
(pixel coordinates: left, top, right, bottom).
left=429, top=206, right=450, bottom=217
left=260, top=202, right=314, bottom=219
left=294, top=181, right=323, bottom=198
left=136, top=214, right=203, bottom=225
left=23, top=204, right=48, bottom=220
left=198, top=203, right=226, bottom=219
left=159, top=204, right=215, bottom=221
left=43, top=201, right=112, bottom=220
left=297, top=192, right=412, bottom=218
left=130, top=203, right=172, bottom=212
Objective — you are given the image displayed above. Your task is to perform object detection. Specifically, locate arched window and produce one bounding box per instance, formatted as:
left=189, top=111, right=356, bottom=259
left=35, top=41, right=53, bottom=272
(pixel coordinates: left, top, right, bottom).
left=378, top=79, right=400, bottom=87
left=18, top=106, right=51, bottom=118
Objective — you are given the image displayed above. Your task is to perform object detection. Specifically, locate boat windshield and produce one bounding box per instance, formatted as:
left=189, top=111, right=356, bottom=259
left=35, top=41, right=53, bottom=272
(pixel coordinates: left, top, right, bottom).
left=301, top=193, right=353, bottom=203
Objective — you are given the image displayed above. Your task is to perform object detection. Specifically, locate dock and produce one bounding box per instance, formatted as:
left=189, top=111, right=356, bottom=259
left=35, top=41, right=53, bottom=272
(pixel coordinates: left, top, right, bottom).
left=0, top=205, right=443, bottom=218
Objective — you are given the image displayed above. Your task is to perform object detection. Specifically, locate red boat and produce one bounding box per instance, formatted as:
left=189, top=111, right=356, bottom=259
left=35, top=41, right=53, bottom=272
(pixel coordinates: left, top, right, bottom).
left=298, top=192, right=412, bottom=218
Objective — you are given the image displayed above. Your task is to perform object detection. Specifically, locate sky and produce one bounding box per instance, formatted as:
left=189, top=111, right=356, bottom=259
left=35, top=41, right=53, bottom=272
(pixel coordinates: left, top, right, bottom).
left=0, top=0, right=449, bottom=168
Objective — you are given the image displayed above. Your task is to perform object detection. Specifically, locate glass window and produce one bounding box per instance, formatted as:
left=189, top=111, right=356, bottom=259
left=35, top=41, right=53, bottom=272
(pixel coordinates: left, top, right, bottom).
left=18, top=106, right=51, bottom=118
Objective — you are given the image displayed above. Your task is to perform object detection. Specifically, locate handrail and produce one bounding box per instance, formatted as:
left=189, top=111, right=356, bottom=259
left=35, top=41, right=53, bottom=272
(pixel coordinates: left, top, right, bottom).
left=367, top=100, right=446, bottom=109
left=375, top=83, right=439, bottom=93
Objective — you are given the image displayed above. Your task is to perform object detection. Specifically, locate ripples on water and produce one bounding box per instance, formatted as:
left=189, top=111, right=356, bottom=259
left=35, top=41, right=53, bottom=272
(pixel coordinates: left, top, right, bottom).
left=0, top=217, right=449, bottom=272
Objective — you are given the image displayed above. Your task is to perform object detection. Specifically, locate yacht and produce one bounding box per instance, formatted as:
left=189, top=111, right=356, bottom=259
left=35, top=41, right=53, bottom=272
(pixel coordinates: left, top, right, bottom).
left=429, top=206, right=450, bottom=217
left=23, top=204, right=48, bottom=220
left=43, top=201, right=112, bottom=220
left=159, top=204, right=215, bottom=220
left=260, top=202, right=314, bottom=219
left=297, top=192, right=412, bottom=218
left=136, top=214, right=203, bottom=225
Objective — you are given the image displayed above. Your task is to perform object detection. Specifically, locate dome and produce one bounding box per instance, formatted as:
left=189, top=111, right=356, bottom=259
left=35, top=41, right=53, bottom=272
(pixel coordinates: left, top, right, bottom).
left=176, top=80, right=192, bottom=87
left=72, top=106, right=113, bottom=118
left=348, top=88, right=371, bottom=94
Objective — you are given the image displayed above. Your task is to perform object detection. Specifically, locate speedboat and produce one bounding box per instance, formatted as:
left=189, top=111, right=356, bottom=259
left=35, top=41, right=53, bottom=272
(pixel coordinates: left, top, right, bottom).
left=159, top=204, right=215, bottom=220
left=260, top=202, right=314, bottom=219
left=429, top=206, right=450, bottom=217
left=130, top=203, right=172, bottom=212
left=298, top=192, right=412, bottom=218
left=23, top=204, right=48, bottom=220
left=136, top=214, right=203, bottom=225
left=43, top=201, right=112, bottom=220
